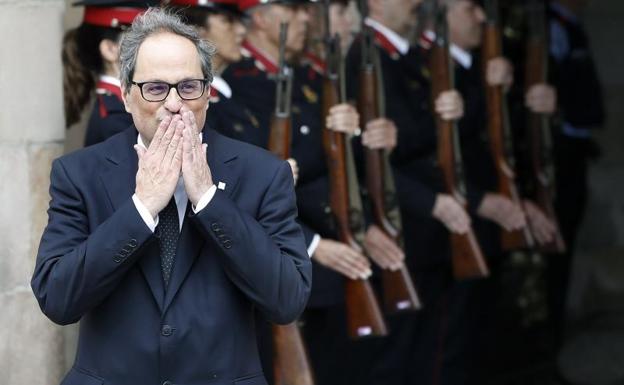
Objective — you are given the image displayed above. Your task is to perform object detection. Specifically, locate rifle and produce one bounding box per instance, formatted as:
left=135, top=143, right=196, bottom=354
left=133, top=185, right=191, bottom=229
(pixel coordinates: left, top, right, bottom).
left=482, top=0, right=535, bottom=251
left=356, top=0, right=421, bottom=314
left=268, top=22, right=294, bottom=160
left=525, top=0, right=566, bottom=253
left=429, top=3, right=489, bottom=279
left=268, top=22, right=316, bottom=385
left=321, top=1, right=388, bottom=340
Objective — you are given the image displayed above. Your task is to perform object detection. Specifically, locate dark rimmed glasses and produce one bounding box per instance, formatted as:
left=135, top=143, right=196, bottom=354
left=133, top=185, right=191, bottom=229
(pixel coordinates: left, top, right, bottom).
left=131, top=78, right=209, bottom=102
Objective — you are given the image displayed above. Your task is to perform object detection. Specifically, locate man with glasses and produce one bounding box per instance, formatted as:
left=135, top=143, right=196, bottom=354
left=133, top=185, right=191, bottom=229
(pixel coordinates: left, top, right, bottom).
left=32, top=8, right=310, bottom=385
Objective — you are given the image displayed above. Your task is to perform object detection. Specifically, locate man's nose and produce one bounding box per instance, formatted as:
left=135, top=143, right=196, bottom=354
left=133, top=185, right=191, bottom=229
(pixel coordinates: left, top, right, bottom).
left=164, top=88, right=183, bottom=112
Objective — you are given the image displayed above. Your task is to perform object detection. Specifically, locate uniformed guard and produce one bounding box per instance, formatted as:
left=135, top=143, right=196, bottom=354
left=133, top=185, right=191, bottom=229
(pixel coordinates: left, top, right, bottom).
left=222, top=0, right=403, bottom=382
left=344, top=0, right=470, bottom=383
left=62, top=0, right=152, bottom=146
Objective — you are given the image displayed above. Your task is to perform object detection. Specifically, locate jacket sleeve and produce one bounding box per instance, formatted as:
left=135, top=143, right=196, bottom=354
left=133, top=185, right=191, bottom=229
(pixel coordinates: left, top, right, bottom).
left=190, top=161, right=312, bottom=324
left=31, top=159, right=154, bottom=325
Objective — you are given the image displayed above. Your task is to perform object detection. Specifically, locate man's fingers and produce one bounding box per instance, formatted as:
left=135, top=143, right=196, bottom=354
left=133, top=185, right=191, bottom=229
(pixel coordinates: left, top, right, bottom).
left=182, top=124, right=194, bottom=167
left=165, top=121, right=184, bottom=167
left=157, top=115, right=180, bottom=158
left=150, top=116, right=171, bottom=151
left=172, top=139, right=183, bottom=169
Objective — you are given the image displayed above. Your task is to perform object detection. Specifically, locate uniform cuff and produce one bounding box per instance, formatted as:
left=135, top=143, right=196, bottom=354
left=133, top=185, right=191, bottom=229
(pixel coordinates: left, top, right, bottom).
left=307, top=234, right=321, bottom=258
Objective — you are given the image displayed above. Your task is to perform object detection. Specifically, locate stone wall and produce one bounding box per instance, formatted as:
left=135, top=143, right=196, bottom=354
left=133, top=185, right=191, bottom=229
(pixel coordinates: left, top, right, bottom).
left=0, top=1, right=68, bottom=384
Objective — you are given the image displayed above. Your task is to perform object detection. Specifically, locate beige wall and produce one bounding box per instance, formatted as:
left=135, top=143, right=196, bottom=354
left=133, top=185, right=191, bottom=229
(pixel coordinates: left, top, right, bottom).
left=0, top=1, right=69, bottom=384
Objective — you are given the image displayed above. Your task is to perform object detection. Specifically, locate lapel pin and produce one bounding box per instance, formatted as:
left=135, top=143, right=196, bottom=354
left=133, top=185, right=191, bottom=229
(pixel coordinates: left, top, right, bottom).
left=218, top=182, right=226, bottom=191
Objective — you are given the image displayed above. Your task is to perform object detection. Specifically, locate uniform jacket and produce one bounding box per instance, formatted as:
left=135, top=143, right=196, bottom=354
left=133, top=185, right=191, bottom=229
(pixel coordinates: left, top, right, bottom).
left=84, top=79, right=134, bottom=147
left=222, top=42, right=343, bottom=307
left=345, top=29, right=492, bottom=269
left=31, top=127, right=312, bottom=385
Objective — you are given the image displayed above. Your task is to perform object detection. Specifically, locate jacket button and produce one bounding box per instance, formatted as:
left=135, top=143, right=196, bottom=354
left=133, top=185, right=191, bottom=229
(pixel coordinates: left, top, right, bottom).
left=113, top=255, right=123, bottom=263
left=211, top=222, right=221, bottom=232
left=128, top=238, right=138, bottom=247
left=161, top=325, right=173, bottom=336
left=162, top=381, right=173, bottom=385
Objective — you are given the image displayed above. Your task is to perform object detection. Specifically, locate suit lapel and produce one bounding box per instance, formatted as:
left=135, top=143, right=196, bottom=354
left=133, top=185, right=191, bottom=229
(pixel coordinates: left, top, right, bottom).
left=99, top=128, right=137, bottom=212
left=99, top=128, right=165, bottom=312
left=204, top=128, right=241, bottom=199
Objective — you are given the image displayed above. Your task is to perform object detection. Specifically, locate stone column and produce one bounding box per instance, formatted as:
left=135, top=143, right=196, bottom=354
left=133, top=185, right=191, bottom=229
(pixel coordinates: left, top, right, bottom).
left=0, top=1, right=68, bottom=384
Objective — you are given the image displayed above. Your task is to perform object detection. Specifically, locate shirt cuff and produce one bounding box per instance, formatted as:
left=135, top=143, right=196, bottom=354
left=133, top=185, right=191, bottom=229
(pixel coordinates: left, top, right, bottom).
left=307, top=234, right=321, bottom=258
left=132, top=194, right=159, bottom=232
left=192, top=185, right=218, bottom=214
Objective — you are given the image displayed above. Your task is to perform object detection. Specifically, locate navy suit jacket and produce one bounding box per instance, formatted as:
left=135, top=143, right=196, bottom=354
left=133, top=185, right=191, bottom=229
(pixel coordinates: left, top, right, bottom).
left=31, top=127, right=312, bottom=385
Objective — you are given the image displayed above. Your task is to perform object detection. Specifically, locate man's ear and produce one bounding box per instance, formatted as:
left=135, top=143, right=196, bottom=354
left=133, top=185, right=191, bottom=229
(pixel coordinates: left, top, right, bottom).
left=121, top=85, right=132, bottom=113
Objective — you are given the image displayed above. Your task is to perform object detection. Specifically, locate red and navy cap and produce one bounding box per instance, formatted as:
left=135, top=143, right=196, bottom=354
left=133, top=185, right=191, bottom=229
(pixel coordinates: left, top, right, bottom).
left=73, top=1, right=155, bottom=28
left=238, top=0, right=315, bottom=12
left=165, top=0, right=243, bottom=17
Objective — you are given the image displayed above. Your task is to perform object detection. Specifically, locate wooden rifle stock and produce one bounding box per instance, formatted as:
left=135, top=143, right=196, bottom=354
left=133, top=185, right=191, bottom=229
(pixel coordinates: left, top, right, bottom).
left=268, top=115, right=291, bottom=160
left=357, top=15, right=421, bottom=313
left=272, top=323, right=315, bottom=385
left=482, top=0, right=532, bottom=251
left=430, top=6, right=488, bottom=279
left=321, top=14, right=388, bottom=337
left=323, top=81, right=388, bottom=339
left=269, top=22, right=316, bottom=385
left=525, top=0, right=566, bottom=253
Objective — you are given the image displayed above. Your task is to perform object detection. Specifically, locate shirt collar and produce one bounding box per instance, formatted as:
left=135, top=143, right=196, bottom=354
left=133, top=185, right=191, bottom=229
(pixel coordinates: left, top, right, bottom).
left=422, top=30, right=473, bottom=69
left=450, top=44, right=473, bottom=69
left=364, top=17, right=410, bottom=55
left=210, top=76, right=232, bottom=99
left=99, top=74, right=121, bottom=88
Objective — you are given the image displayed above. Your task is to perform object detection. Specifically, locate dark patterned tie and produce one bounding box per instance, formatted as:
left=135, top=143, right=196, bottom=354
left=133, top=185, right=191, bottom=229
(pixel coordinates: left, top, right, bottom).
left=156, top=198, right=179, bottom=287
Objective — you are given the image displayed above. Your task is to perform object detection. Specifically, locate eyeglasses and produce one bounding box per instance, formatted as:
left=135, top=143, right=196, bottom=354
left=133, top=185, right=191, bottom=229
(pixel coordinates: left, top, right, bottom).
left=131, top=79, right=209, bottom=102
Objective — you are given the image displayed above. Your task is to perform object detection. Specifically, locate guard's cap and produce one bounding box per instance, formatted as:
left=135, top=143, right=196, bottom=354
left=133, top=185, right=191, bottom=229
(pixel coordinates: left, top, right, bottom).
left=238, top=0, right=314, bottom=12
left=165, top=0, right=243, bottom=17
left=73, top=1, right=155, bottom=28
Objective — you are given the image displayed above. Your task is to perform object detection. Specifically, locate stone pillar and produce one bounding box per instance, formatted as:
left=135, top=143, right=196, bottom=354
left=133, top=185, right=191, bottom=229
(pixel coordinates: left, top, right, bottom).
left=0, top=1, right=68, bottom=384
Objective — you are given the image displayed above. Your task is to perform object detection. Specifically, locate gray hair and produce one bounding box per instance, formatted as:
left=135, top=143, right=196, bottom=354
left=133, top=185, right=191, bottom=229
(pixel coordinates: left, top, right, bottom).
left=119, top=7, right=215, bottom=94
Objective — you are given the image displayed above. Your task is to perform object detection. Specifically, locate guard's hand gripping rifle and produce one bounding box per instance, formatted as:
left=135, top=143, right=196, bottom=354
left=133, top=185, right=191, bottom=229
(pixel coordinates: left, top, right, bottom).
left=356, top=0, right=421, bottom=315
left=269, top=22, right=316, bottom=385
left=482, top=0, right=536, bottom=251
left=525, top=0, right=566, bottom=253
left=429, top=3, right=489, bottom=279
left=321, top=0, right=387, bottom=340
